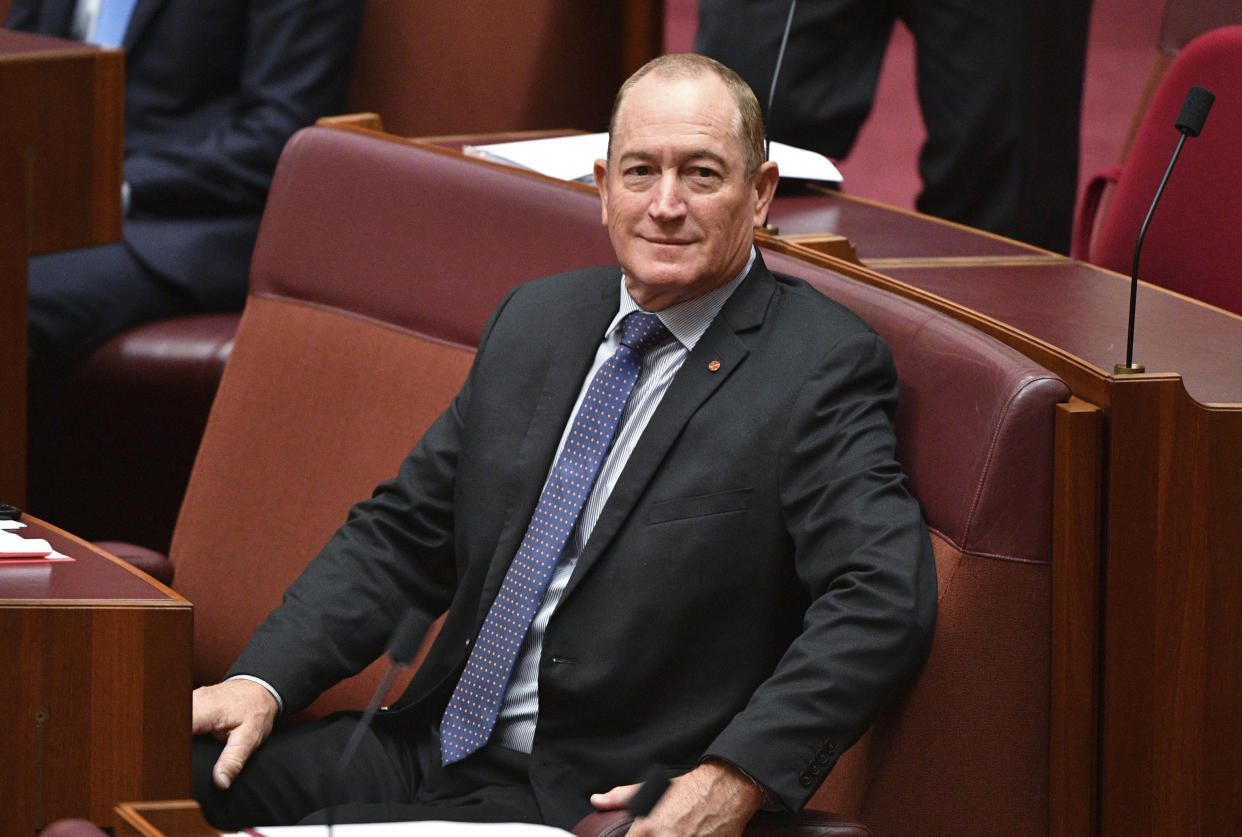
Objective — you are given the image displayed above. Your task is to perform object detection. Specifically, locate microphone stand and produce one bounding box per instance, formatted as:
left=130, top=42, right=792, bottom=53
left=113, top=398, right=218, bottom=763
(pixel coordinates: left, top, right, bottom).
left=1115, top=85, right=1214, bottom=375
left=758, top=0, right=797, bottom=236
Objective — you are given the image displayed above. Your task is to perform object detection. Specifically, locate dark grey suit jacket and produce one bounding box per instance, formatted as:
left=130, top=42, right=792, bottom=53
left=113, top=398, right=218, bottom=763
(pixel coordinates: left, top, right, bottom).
left=6, top=0, right=361, bottom=309
left=232, top=257, right=936, bottom=828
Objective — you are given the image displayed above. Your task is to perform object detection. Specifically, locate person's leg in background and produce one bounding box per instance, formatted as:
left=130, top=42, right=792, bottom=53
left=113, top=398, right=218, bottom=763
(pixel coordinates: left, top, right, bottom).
left=26, top=241, right=199, bottom=376
left=695, top=0, right=898, bottom=159
left=906, top=0, right=1091, bottom=253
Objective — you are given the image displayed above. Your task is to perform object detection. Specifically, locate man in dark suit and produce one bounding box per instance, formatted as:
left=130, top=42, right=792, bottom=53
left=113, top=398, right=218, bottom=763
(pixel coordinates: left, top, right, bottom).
left=192, top=54, right=936, bottom=835
left=5, top=0, right=362, bottom=369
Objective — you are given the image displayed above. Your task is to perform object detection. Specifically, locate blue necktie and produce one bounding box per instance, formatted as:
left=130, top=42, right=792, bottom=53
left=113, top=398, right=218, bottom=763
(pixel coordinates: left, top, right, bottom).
left=439, top=311, right=672, bottom=765
left=91, top=0, right=139, bottom=47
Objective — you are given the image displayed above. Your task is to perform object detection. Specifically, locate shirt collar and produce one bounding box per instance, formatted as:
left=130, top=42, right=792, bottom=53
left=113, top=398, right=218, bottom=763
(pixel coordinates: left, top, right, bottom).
left=612, top=247, right=756, bottom=351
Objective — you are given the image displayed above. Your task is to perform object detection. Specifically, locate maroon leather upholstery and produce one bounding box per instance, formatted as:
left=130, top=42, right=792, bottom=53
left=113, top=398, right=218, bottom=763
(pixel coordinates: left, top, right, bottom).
left=36, top=819, right=108, bottom=837
left=248, top=129, right=612, bottom=345
left=1073, top=26, right=1242, bottom=315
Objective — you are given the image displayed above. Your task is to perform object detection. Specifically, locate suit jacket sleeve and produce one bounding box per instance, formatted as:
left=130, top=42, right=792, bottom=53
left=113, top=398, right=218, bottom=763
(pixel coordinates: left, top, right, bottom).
left=124, top=0, right=362, bottom=217
left=703, top=328, right=936, bottom=811
left=226, top=287, right=516, bottom=715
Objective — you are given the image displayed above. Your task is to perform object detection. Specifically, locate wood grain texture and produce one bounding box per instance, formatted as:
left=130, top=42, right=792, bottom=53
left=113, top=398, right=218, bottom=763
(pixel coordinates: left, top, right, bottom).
left=0, top=519, right=191, bottom=835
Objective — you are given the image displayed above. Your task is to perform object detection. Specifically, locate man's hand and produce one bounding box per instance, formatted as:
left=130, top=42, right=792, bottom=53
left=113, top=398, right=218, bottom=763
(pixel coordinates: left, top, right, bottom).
left=590, top=759, right=765, bottom=837
left=192, top=680, right=279, bottom=790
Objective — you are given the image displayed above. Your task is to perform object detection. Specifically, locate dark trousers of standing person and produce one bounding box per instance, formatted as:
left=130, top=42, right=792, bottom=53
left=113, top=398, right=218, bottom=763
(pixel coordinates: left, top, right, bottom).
left=696, top=0, right=1092, bottom=253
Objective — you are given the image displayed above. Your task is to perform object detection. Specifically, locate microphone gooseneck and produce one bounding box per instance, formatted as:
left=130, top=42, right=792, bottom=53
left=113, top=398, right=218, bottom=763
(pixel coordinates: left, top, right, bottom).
left=325, top=612, right=425, bottom=834
left=759, top=0, right=798, bottom=235
left=1118, top=85, right=1214, bottom=374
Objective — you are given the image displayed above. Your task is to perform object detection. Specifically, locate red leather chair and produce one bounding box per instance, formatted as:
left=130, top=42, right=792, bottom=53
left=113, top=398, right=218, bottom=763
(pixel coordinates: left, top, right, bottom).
left=1072, top=25, right=1242, bottom=315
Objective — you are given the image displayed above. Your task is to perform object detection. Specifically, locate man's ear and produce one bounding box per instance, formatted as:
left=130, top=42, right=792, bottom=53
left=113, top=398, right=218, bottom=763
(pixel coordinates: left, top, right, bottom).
left=751, top=160, right=780, bottom=227
left=594, top=158, right=610, bottom=227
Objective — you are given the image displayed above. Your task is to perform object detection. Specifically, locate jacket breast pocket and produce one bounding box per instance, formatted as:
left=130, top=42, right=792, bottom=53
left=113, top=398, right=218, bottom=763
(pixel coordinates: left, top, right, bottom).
left=646, top=488, right=752, bottom=525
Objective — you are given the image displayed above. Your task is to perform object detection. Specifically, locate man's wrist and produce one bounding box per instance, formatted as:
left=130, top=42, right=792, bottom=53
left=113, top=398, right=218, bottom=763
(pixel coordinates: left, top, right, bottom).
left=702, top=756, right=780, bottom=811
left=225, top=674, right=284, bottom=715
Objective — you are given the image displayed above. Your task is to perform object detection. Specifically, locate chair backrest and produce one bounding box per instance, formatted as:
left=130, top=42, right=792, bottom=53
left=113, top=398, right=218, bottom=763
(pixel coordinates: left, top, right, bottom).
left=1090, top=26, right=1242, bottom=315
left=168, top=126, right=613, bottom=715
left=762, top=251, right=1070, bottom=836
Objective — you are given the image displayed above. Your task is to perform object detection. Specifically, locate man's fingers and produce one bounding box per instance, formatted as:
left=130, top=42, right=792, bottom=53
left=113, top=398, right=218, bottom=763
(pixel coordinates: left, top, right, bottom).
left=213, top=723, right=262, bottom=790
left=589, top=782, right=641, bottom=811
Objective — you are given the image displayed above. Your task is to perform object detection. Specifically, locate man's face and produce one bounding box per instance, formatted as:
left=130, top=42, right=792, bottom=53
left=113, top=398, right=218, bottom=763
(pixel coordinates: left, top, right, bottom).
left=594, top=73, right=778, bottom=311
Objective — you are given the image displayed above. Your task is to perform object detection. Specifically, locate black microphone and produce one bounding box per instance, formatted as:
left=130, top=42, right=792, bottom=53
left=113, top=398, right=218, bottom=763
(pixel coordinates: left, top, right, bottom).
left=325, top=612, right=425, bottom=834
left=759, top=0, right=798, bottom=235
left=1117, top=85, right=1214, bottom=374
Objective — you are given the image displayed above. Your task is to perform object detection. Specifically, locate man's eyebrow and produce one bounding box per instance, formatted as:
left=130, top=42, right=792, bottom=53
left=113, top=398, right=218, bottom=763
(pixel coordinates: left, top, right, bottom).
left=615, top=149, right=730, bottom=168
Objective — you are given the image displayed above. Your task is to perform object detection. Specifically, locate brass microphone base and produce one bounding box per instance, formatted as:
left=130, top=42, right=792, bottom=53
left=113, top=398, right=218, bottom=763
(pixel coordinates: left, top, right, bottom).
left=757, top=222, right=780, bottom=236
left=1114, top=362, right=1146, bottom=376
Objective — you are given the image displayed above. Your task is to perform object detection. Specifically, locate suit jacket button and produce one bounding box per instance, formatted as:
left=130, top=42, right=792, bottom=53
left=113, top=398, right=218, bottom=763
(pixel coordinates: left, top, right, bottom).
left=798, top=771, right=814, bottom=787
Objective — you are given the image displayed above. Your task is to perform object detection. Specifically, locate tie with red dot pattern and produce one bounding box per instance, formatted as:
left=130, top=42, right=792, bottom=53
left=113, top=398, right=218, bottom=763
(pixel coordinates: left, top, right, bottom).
left=439, top=311, right=672, bottom=765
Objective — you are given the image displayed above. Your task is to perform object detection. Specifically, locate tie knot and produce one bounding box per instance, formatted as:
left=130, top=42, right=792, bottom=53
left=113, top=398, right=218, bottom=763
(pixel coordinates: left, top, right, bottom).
left=619, top=312, right=672, bottom=357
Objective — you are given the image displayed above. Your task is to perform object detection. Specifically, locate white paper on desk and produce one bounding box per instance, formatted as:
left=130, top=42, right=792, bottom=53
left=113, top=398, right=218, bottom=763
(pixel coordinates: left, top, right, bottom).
left=237, top=821, right=573, bottom=836
left=0, top=530, right=52, bottom=557
left=0, top=519, right=25, bottom=530
left=464, top=132, right=842, bottom=185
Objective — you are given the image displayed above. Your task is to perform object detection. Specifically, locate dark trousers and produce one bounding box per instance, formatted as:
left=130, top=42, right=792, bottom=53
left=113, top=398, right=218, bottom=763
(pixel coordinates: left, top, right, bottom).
left=696, top=0, right=1092, bottom=253
left=27, top=241, right=198, bottom=373
left=193, top=714, right=543, bottom=831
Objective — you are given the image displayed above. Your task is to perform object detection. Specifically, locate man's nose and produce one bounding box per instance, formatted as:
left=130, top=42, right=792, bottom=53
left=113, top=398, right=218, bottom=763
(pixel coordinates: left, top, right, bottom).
left=648, top=172, right=686, bottom=220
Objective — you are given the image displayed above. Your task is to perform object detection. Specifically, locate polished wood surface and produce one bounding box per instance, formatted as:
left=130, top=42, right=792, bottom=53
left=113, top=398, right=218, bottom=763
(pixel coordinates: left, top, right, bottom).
left=0, top=516, right=192, bottom=836
left=115, top=800, right=220, bottom=837
left=0, top=28, right=124, bottom=506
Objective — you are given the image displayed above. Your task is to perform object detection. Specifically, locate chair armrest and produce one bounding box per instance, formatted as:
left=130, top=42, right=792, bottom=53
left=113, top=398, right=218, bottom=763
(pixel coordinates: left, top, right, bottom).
left=573, top=809, right=871, bottom=837
left=1071, top=164, right=1122, bottom=261
left=37, top=819, right=109, bottom=837
left=95, top=540, right=174, bottom=586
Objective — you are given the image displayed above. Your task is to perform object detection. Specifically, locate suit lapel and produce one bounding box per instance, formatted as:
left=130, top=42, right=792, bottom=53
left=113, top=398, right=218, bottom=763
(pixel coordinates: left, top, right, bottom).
left=122, top=0, right=163, bottom=49
left=473, top=273, right=621, bottom=622
left=560, top=258, right=777, bottom=602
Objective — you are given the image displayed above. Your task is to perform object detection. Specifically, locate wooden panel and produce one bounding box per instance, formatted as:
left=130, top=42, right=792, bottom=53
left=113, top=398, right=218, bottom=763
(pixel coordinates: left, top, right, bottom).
left=115, top=800, right=220, bottom=837
left=0, top=519, right=191, bottom=835
left=1050, top=398, right=1104, bottom=837
left=1100, top=376, right=1242, bottom=835
left=0, top=30, right=124, bottom=506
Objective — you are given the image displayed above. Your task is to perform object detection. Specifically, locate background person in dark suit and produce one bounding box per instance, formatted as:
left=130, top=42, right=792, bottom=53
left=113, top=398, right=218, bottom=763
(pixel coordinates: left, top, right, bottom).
left=696, top=0, right=1092, bottom=254
left=5, top=0, right=363, bottom=370
left=191, top=54, right=936, bottom=835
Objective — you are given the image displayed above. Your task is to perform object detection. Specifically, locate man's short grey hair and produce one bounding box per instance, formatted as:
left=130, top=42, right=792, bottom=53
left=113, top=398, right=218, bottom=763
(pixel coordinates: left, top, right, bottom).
left=607, top=53, right=766, bottom=178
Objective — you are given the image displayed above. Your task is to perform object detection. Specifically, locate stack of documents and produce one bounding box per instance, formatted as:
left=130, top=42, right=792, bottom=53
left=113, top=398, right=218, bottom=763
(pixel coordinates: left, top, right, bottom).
left=0, top=519, right=71, bottom=561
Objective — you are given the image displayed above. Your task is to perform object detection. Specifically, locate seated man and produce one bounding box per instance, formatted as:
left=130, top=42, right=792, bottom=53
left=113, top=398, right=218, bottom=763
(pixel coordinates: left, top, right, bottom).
left=5, top=0, right=362, bottom=371
left=192, top=53, right=936, bottom=836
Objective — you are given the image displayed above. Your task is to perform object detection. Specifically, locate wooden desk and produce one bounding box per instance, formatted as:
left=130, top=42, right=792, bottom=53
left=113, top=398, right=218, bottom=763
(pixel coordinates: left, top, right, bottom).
left=0, top=28, right=124, bottom=506
left=0, top=516, right=191, bottom=835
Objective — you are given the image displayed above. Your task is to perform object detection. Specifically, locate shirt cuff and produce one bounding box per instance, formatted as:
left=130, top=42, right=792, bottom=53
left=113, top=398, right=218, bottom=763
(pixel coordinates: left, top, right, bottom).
left=226, top=674, right=284, bottom=714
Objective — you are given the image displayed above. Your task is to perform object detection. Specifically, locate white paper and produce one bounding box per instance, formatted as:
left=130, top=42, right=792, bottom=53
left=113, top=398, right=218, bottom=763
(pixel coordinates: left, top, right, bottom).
left=465, top=132, right=842, bottom=185
left=0, top=519, right=25, bottom=530
left=234, top=821, right=573, bottom=836
left=0, top=531, right=52, bottom=557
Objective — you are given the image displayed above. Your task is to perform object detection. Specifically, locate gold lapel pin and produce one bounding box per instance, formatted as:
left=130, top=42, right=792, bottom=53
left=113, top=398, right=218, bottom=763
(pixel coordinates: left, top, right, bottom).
left=707, top=360, right=722, bottom=372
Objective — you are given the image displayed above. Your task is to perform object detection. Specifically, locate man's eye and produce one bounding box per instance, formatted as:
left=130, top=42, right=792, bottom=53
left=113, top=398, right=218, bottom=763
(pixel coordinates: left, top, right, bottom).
left=626, top=166, right=652, bottom=177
